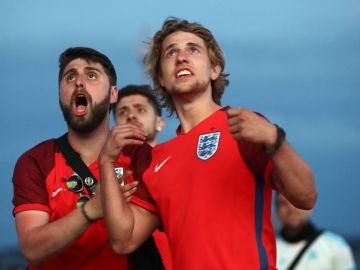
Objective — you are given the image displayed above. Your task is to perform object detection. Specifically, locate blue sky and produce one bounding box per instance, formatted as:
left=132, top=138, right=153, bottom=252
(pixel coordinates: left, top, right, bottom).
left=1, top=0, right=359, bottom=249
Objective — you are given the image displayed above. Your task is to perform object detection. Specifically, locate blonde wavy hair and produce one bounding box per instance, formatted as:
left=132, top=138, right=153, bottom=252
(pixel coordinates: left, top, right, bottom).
left=143, top=17, right=229, bottom=116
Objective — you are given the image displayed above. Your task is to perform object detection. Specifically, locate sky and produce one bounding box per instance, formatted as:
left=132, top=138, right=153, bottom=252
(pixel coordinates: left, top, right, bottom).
left=0, top=0, right=359, bottom=249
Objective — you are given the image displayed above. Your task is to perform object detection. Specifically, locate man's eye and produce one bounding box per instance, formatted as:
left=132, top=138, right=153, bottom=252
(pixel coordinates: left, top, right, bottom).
left=118, top=111, right=126, bottom=117
left=190, top=47, right=199, bottom=54
left=166, top=50, right=176, bottom=58
left=88, top=73, right=97, bottom=79
left=138, top=108, right=146, bottom=113
left=66, top=75, right=75, bottom=81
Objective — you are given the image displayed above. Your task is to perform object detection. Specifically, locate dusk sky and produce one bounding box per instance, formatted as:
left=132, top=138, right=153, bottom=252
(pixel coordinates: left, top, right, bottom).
left=1, top=0, right=359, bottom=249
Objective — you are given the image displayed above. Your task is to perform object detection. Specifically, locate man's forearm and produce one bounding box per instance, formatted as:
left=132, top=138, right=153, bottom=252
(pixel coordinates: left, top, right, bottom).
left=100, top=158, right=135, bottom=254
left=16, top=209, right=91, bottom=265
left=271, top=141, right=317, bottom=209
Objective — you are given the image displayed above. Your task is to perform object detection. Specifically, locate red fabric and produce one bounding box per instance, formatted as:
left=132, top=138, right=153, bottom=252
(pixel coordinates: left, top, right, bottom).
left=133, top=109, right=277, bottom=269
left=153, top=230, right=173, bottom=270
left=12, top=139, right=154, bottom=270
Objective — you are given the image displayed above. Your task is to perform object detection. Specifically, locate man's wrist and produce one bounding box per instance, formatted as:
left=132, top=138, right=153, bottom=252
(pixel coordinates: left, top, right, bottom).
left=81, top=201, right=96, bottom=223
left=99, top=154, right=116, bottom=166
left=263, top=124, right=286, bottom=155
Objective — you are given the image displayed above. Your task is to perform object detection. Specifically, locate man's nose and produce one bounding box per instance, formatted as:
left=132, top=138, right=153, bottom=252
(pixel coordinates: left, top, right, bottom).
left=176, top=50, right=188, bottom=63
left=127, top=110, right=137, bottom=121
left=75, top=75, right=85, bottom=88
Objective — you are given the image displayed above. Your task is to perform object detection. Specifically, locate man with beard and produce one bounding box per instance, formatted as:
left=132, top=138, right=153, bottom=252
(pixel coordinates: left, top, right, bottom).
left=12, top=47, right=159, bottom=270
left=99, top=18, right=317, bottom=269
left=113, top=85, right=165, bottom=147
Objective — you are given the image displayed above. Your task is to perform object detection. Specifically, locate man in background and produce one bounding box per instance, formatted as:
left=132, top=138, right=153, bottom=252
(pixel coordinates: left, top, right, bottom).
left=113, top=85, right=164, bottom=146
left=113, top=84, right=172, bottom=270
left=275, top=192, right=356, bottom=270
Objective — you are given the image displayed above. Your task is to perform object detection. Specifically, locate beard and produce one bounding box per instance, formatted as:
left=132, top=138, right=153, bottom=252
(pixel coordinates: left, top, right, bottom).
left=60, top=90, right=110, bottom=133
left=171, top=79, right=209, bottom=98
left=144, top=123, right=158, bottom=144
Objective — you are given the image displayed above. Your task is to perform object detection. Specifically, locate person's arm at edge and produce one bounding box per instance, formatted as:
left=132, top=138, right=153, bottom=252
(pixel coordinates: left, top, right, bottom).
left=266, top=125, right=317, bottom=210
left=16, top=176, right=140, bottom=264
left=227, top=108, right=317, bottom=210
left=15, top=206, right=93, bottom=265
left=99, top=156, right=160, bottom=254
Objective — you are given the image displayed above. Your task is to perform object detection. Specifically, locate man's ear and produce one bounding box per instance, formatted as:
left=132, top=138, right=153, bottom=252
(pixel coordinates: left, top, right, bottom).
left=110, top=86, right=118, bottom=104
left=156, top=116, right=165, bottom=132
left=210, top=64, right=221, bottom=80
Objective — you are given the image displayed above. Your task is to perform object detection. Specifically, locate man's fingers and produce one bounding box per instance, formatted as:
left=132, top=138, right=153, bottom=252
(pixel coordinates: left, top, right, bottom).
left=228, top=125, right=240, bottom=134
left=121, top=181, right=139, bottom=201
left=226, top=107, right=242, bottom=118
left=122, top=181, right=139, bottom=192
left=112, top=124, right=148, bottom=139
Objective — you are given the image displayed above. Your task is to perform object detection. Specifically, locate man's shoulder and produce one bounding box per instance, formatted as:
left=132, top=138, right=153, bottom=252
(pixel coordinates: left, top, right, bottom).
left=15, top=138, right=58, bottom=173
left=19, top=138, right=57, bottom=159
left=154, top=133, right=182, bottom=150
left=320, top=230, right=351, bottom=247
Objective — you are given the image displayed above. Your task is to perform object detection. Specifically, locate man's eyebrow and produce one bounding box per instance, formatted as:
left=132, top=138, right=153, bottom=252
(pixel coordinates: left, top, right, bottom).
left=118, top=105, right=130, bottom=111
left=62, top=66, right=102, bottom=78
left=163, top=42, right=203, bottom=53
left=163, top=43, right=177, bottom=53
left=62, top=68, right=77, bottom=78
left=187, top=42, right=203, bottom=48
left=84, top=66, right=102, bottom=73
left=133, top=103, right=146, bottom=107
left=119, top=103, right=146, bottom=110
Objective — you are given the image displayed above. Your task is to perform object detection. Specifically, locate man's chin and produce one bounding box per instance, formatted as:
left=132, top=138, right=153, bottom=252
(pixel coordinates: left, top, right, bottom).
left=69, top=123, right=94, bottom=133
left=68, top=116, right=96, bottom=133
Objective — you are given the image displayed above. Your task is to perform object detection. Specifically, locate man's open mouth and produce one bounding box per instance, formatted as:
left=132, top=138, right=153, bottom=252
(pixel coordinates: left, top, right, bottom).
left=73, top=94, right=88, bottom=116
left=176, top=69, right=192, bottom=78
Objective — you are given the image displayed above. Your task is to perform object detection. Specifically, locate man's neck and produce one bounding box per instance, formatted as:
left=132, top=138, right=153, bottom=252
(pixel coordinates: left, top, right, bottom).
left=67, top=122, right=109, bottom=165
left=175, top=99, right=221, bottom=133
left=280, top=221, right=318, bottom=243
left=171, top=85, right=222, bottom=133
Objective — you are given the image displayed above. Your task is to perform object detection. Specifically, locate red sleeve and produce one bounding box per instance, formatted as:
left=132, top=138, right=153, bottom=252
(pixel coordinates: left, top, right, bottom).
left=237, top=111, right=274, bottom=182
left=238, top=140, right=272, bottom=179
left=12, top=140, right=56, bottom=216
left=123, top=143, right=159, bottom=215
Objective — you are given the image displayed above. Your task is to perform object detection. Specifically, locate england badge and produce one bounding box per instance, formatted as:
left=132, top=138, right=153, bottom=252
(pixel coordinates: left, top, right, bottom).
left=114, top=167, right=124, bottom=186
left=197, top=132, right=220, bottom=160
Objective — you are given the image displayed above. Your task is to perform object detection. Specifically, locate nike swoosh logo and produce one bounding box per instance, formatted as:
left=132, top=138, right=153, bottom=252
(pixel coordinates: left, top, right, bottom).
left=155, top=156, right=171, bottom=172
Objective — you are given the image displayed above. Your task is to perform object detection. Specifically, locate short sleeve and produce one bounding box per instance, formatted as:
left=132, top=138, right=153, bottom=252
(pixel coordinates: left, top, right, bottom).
left=12, top=140, right=56, bottom=215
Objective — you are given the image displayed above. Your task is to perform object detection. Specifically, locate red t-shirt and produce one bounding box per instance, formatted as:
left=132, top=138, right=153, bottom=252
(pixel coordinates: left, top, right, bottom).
left=12, top=138, right=153, bottom=270
left=133, top=108, right=277, bottom=269
left=153, top=229, right=173, bottom=270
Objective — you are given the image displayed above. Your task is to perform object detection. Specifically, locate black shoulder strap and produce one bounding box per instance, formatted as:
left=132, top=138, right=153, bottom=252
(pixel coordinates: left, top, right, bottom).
left=56, top=133, right=97, bottom=196
left=287, top=229, right=324, bottom=270
left=57, top=134, right=164, bottom=270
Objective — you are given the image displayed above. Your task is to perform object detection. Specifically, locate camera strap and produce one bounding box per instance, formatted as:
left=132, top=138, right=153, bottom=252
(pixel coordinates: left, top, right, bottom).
left=287, top=229, right=323, bottom=270
left=56, top=133, right=97, bottom=196
left=57, top=134, right=165, bottom=270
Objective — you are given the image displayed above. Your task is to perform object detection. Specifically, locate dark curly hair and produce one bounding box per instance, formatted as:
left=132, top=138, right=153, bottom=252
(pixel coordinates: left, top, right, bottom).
left=59, top=47, right=117, bottom=87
